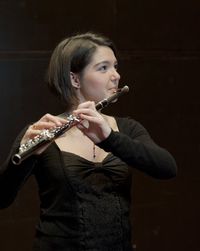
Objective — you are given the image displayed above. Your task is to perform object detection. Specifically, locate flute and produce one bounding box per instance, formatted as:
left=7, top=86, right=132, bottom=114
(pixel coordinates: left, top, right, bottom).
left=12, top=85, right=129, bottom=165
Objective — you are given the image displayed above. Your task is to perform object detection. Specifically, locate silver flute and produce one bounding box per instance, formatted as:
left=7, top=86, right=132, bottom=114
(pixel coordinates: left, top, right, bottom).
left=12, top=85, right=129, bottom=165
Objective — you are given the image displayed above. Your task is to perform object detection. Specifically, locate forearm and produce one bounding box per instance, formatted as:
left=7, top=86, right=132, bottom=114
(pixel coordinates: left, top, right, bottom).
left=0, top=127, right=37, bottom=208
left=97, top=129, right=177, bottom=179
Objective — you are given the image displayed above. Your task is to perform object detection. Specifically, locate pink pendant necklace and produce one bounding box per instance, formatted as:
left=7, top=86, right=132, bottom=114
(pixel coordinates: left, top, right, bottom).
left=93, top=143, right=96, bottom=159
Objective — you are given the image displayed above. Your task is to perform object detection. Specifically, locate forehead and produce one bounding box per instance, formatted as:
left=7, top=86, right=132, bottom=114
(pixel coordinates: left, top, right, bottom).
left=90, top=46, right=117, bottom=64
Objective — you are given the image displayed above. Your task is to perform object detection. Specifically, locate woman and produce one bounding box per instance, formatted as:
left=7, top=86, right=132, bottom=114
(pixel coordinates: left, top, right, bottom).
left=0, top=32, right=177, bottom=251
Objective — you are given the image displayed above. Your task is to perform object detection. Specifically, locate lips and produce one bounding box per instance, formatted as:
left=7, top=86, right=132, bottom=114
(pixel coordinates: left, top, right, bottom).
left=108, top=87, right=118, bottom=93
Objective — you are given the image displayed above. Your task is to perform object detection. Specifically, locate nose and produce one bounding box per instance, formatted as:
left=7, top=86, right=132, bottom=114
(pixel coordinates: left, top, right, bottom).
left=111, top=68, right=121, bottom=82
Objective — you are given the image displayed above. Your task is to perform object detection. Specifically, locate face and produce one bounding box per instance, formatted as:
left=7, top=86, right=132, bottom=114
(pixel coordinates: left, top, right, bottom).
left=75, top=46, right=120, bottom=104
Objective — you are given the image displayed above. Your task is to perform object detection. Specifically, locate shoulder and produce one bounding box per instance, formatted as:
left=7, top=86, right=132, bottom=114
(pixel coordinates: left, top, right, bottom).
left=114, top=116, right=150, bottom=138
left=115, top=116, right=137, bottom=128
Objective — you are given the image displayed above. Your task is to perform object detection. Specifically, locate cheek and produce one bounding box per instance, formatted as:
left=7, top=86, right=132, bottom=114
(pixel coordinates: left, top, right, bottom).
left=81, top=72, right=109, bottom=101
left=92, top=74, right=108, bottom=89
left=87, top=74, right=107, bottom=89
left=87, top=81, right=107, bottom=102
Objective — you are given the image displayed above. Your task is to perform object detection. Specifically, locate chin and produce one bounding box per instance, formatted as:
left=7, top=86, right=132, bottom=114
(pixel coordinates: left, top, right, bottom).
left=107, top=89, right=116, bottom=97
left=102, top=92, right=111, bottom=100
left=90, top=90, right=111, bottom=104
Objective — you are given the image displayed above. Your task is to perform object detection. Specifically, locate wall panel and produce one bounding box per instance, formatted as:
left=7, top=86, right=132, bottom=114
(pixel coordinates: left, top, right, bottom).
left=0, top=0, right=199, bottom=250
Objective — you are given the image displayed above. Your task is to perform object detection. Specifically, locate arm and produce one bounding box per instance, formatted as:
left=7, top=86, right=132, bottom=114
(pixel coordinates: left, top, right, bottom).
left=72, top=102, right=177, bottom=179
left=0, top=114, right=67, bottom=209
left=97, top=118, right=177, bottom=179
left=0, top=126, right=38, bottom=209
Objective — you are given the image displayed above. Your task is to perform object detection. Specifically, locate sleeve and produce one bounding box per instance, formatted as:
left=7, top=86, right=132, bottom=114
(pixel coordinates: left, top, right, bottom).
left=97, top=118, right=177, bottom=179
left=0, top=126, right=38, bottom=209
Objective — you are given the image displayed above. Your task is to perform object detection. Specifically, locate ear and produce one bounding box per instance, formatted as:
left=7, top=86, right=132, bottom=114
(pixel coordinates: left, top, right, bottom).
left=70, top=72, right=81, bottom=89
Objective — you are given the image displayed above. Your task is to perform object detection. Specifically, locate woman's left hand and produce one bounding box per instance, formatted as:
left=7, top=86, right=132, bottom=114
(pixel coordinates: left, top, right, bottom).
left=73, top=101, right=111, bottom=144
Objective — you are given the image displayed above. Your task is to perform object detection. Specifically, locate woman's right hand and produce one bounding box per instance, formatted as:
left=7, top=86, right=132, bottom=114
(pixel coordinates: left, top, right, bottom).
left=20, top=113, right=67, bottom=154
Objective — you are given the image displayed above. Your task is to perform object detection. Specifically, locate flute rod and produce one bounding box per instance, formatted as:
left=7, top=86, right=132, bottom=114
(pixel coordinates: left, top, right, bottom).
left=12, top=85, right=129, bottom=165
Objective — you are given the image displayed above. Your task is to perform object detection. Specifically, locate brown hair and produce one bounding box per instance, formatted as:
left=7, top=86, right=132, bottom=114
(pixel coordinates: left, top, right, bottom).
left=47, top=32, right=117, bottom=110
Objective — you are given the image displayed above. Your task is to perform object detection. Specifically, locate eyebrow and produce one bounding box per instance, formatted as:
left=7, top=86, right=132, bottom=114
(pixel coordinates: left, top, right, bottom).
left=94, top=60, right=118, bottom=67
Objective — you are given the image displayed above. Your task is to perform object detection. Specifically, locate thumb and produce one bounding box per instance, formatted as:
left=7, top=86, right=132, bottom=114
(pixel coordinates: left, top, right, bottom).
left=76, top=120, right=89, bottom=130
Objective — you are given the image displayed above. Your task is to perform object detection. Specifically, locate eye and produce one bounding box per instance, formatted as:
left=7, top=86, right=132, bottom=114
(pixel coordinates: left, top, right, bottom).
left=114, top=64, right=118, bottom=71
left=98, top=65, right=108, bottom=72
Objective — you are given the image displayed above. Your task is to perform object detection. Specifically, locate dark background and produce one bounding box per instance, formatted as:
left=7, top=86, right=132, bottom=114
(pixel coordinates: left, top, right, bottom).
left=0, top=0, right=199, bottom=250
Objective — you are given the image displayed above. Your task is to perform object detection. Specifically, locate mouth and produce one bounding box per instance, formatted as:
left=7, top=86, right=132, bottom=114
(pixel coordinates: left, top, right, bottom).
left=108, top=87, right=118, bottom=93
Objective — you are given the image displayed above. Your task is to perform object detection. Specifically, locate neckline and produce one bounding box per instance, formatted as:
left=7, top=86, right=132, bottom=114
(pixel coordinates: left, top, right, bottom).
left=53, top=116, right=125, bottom=164
left=54, top=142, right=112, bottom=165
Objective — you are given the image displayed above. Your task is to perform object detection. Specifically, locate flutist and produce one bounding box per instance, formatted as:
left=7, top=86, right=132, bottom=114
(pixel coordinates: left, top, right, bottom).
left=0, top=32, right=177, bottom=251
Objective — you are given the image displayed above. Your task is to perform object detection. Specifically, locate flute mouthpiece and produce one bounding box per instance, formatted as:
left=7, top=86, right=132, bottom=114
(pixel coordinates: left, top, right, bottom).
left=115, top=85, right=129, bottom=93
left=122, top=85, right=129, bottom=93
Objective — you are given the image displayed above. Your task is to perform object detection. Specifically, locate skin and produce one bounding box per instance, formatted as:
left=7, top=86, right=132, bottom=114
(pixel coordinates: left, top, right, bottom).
left=21, top=46, right=120, bottom=159
left=73, top=46, right=120, bottom=143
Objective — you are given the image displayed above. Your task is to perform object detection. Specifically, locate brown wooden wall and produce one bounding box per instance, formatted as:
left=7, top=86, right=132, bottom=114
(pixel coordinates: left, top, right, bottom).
left=0, top=0, right=200, bottom=250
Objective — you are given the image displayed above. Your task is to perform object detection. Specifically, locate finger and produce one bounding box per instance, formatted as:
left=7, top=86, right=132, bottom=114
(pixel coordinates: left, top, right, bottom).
left=28, top=129, right=41, bottom=138
left=21, top=129, right=41, bottom=144
left=76, top=123, right=87, bottom=131
left=41, top=114, right=67, bottom=126
left=75, top=101, right=96, bottom=112
left=80, top=119, right=89, bottom=129
left=78, top=113, right=101, bottom=124
left=73, top=108, right=98, bottom=117
left=31, top=121, right=57, bottom=130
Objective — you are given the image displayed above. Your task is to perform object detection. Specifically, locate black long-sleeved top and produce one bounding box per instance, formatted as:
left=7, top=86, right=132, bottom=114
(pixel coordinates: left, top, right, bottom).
left=0, top=117, right=177, bottom=251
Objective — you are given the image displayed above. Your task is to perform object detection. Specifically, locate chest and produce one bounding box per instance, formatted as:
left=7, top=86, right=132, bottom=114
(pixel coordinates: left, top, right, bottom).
left=55, top=132, right=108, bottom=162
left=55, top=115, right=119, bottom=162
